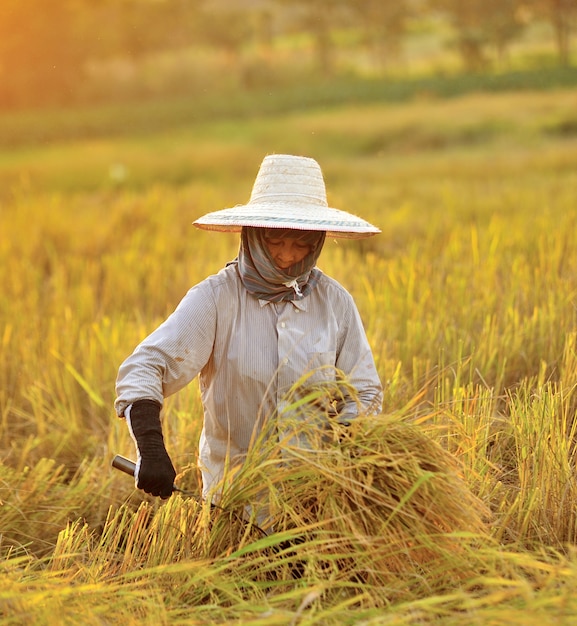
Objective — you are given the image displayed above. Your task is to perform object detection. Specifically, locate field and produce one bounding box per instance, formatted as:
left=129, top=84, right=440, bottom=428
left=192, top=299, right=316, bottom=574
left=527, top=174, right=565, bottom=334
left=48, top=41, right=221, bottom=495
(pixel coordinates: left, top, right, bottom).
left=2, top=81, right=577, bottom=624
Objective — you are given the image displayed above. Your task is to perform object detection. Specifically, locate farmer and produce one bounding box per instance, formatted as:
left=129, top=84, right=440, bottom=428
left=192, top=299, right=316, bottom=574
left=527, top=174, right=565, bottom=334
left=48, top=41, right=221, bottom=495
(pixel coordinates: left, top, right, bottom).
left=114, top=154, right=383, bottom=504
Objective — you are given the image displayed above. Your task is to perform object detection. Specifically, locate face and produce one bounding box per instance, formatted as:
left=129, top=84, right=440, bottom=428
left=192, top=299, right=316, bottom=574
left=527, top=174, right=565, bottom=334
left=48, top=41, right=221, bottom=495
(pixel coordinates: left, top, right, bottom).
left=264, top=234, right=313, bottom=270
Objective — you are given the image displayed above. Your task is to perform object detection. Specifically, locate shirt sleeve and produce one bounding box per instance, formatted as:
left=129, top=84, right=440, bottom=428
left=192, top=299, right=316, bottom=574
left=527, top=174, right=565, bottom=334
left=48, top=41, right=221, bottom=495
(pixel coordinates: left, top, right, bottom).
left=114, top=280, right=217, bottom=417
left=334, top=291, right=383, bottom=422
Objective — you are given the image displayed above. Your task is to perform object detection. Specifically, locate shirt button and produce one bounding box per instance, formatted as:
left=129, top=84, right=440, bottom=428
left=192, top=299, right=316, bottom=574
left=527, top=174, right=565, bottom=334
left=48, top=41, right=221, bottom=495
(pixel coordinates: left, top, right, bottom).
left=280, top=322, right=286, bottom=328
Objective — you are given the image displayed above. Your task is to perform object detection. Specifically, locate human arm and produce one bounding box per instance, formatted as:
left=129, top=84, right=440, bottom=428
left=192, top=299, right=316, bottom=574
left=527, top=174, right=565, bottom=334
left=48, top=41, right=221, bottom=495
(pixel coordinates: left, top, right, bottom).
left=115, top=281, right=218, bottom=416
left=115, top=281, right=218, bottom=494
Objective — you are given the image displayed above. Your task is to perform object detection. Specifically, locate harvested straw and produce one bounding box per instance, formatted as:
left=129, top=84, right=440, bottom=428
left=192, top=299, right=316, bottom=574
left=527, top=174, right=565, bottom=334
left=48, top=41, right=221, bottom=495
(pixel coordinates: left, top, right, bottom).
left=219, top=411, right=492, bottom=594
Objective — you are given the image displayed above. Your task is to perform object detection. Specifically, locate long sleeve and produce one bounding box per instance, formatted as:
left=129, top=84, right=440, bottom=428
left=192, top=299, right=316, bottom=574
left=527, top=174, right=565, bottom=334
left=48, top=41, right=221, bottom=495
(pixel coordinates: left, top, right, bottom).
left=115, top=278, right=218, bottom=417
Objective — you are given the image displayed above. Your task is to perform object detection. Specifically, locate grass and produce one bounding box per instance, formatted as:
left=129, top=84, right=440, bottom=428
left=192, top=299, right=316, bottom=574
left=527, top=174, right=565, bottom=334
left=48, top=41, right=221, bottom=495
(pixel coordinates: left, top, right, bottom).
left=0, top=65, right=576, bottom=150
left=2, top=83, right=577, bottom=623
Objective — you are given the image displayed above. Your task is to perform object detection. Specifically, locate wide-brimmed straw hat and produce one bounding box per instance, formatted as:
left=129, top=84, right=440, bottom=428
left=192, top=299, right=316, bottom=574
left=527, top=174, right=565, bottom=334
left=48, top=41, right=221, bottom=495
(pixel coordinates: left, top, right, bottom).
left=193, top=154, right=380, bottom=239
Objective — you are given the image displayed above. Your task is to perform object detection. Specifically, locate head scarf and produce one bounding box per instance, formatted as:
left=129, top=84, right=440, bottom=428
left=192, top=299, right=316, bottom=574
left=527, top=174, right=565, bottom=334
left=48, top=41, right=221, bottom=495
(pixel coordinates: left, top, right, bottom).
left=234, top=227, right=326, bottom=302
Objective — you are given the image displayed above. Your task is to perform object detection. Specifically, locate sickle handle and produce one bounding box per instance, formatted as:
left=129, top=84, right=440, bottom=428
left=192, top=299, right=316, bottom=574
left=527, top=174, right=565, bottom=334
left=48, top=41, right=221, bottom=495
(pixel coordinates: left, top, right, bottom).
left=111, top=454, right=136, bottom=477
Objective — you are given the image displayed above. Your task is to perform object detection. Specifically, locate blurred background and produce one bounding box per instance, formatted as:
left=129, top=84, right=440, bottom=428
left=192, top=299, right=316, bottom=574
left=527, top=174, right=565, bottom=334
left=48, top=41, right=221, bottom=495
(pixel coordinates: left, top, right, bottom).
left=0, top=0, right=574, bottom=137
left=2, top=3, right=577, bottom=604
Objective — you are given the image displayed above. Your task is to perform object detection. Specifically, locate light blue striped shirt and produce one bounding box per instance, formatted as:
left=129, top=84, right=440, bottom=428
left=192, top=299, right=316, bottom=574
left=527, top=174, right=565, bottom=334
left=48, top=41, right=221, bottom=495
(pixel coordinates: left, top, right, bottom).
left=115, top=263, right=382, bottom=497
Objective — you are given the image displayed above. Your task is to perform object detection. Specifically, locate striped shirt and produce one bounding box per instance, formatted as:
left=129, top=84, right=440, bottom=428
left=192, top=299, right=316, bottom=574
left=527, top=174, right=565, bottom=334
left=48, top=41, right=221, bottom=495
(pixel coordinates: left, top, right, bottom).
left=115, top=263, right=383, bottom=497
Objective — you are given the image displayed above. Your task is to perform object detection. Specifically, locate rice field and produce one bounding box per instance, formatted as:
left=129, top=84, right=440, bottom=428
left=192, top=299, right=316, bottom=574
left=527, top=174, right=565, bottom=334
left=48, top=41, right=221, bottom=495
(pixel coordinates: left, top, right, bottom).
left=2, top=84, right=577, bottom=624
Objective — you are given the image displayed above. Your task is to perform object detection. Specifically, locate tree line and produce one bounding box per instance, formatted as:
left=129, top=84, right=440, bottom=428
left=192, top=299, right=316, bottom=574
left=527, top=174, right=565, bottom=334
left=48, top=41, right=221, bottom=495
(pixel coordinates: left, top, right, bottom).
left=0, top=0, right=574, bottom=109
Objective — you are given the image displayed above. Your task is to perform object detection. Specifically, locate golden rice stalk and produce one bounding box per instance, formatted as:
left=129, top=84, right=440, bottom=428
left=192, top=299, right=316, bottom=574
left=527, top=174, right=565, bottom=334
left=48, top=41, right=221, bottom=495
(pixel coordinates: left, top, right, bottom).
left=220, top=410, right=492, bottom=595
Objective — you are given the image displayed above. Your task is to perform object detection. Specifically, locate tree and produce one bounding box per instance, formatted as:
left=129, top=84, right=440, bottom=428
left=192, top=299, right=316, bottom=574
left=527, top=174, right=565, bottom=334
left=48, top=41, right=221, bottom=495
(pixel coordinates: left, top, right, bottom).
left=104, top=0, right=201, bottom=60
left=274, top=0, right=349, bottom=75
left=528, top=0, right=576, bottom=65
left=482, top=0, right=526, bottom=65
left=429, top=0, right=526, bottom=70
left=349, top=0, right=413, bottom=72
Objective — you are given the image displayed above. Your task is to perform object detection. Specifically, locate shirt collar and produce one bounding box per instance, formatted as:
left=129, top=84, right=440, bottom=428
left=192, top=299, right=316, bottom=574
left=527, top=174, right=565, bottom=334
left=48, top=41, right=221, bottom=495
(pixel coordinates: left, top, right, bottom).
left=259, top=297, right=308, bottom=312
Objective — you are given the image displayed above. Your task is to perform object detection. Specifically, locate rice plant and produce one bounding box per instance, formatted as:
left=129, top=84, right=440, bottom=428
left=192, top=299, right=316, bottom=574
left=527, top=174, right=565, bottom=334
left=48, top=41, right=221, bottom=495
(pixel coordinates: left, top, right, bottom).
left=2, top=86, right=577, bottom=623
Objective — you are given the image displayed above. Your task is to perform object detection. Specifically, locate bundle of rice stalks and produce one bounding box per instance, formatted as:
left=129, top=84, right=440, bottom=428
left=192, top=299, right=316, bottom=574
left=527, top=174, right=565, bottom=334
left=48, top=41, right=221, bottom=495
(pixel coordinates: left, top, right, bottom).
left=95, top=391, right=492, bottom=599
left=219, top=413, right=492, bottom=597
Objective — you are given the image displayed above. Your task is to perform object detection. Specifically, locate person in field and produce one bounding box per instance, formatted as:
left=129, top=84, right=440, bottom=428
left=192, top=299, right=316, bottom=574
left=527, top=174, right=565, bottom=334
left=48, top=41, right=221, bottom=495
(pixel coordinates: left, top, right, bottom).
left=114, top=154, right=383, bottom=501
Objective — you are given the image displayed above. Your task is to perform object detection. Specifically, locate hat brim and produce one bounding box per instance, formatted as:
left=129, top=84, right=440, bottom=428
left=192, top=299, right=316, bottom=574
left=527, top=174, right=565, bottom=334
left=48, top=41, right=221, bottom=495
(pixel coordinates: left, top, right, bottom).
left=193, top=202, right=381, bottom=240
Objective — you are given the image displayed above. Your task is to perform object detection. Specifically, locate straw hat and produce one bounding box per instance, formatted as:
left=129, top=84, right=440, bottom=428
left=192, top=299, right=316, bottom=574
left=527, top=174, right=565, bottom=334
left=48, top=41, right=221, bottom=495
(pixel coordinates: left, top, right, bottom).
left=193, top=154, right=380, bottom=239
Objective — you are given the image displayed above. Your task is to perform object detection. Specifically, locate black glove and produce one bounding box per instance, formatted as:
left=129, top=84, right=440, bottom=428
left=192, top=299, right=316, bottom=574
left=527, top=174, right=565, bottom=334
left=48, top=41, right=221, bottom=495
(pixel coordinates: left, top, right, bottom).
left=127, top=399, right=176, bottom=499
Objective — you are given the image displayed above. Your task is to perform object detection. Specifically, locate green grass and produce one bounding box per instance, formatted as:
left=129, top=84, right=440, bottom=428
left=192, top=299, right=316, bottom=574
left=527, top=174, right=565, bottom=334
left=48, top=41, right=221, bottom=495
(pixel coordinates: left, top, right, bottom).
left=1, top=66, right=576, bottom=149
left=2, top=86, right=577, bottom=195
left=2, top=84, right=577, bottom=623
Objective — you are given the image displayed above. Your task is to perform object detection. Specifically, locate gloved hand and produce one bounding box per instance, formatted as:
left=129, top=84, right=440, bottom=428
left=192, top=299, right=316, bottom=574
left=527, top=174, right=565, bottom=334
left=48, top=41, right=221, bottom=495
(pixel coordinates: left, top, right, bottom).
left=126, top=399, right=176, bottom=499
